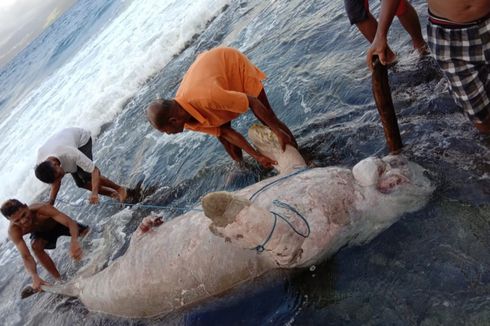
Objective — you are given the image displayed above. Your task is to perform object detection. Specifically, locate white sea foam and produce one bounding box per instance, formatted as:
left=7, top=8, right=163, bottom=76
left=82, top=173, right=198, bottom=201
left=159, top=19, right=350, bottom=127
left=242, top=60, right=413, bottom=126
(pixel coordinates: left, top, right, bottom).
left=0, top=0, right=230, bottom=239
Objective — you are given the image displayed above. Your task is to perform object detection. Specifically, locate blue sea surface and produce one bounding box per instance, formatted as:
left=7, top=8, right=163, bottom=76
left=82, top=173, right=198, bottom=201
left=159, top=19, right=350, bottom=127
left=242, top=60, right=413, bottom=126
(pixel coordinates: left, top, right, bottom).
left=0, top=0, right=488, bottom=325
left=0, top=0, right=125, bottom=117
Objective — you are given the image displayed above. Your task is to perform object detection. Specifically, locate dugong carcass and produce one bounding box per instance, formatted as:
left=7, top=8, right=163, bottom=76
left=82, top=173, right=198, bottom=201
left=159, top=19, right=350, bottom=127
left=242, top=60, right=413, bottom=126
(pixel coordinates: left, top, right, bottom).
left=44, top=125, right=434, bottom=318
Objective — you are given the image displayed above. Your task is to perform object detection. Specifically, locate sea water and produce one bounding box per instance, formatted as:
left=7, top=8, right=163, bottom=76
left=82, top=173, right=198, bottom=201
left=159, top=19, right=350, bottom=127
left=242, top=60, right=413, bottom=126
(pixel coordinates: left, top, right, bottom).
left=0, top=0, right=488, bottom=325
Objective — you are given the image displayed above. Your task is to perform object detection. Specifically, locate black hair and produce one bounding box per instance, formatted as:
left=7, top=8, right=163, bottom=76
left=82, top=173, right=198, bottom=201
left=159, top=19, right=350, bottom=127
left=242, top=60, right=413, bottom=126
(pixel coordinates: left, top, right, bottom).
left=1, top=199, right=27, bottom=219
left=35, top=160, right=57, bottom=183
left=147, top=99, right=174, bottom=129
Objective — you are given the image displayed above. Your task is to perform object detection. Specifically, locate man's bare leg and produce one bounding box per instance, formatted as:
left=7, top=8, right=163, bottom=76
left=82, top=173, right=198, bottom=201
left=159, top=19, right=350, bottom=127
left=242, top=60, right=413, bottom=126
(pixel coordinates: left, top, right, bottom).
left=80, top=182, right=127, bottom=202
left=257, top=90, right=299, bottom=148
left=397, top=2, right=428, bottom=54
left=99, top=176, right=127, bottom=202
left=80, top=184, right=117, bottom=197
left=31, top=240, right=61, bottom=280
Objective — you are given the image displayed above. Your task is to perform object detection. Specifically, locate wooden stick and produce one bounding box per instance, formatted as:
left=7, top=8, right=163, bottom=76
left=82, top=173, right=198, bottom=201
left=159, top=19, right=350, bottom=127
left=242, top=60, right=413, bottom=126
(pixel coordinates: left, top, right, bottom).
left=371, top=56, right=403, bottom=153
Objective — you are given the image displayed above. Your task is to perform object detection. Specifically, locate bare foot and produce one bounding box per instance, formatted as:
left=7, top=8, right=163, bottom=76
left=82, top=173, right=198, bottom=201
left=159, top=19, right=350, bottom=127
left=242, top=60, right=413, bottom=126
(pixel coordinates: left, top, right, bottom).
left=117, top=187, right=128, bottom=203
left=414, top=42, right=430, bottom=57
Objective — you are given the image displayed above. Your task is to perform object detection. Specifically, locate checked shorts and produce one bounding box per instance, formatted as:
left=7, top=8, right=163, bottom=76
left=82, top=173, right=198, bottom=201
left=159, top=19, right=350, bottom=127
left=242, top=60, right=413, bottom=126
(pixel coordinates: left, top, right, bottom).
left=427, top=14, right=490, bottom=123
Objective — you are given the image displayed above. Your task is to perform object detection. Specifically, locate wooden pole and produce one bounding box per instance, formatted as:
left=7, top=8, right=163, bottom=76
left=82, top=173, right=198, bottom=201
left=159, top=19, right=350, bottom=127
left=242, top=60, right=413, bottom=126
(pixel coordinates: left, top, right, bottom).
left=371, top=56, right=403, bottom=153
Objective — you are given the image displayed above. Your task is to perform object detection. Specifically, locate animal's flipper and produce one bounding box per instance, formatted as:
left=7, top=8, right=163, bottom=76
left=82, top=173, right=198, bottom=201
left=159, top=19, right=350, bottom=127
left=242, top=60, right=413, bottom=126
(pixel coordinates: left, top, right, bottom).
left=202, top=191, right=251, bottom=228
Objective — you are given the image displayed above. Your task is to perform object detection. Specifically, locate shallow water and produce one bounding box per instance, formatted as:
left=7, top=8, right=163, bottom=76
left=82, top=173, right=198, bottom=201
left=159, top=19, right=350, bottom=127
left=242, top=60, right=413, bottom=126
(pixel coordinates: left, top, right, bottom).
left=0, top=0, right=488, bottom=325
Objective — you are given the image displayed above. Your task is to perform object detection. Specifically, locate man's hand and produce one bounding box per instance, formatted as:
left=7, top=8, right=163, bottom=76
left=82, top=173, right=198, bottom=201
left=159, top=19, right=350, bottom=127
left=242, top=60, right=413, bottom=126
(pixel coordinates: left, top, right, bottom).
left=254, top=153, right=277, bottom=168
left=70, top=240, right=83, bottom=261
left=32, top=276, right=48, bottom=292
left=273, top=129, right=295, bottom=151
left=367, top=35, right=389, bottom=71
left=89, top=192, right=99, bottom=205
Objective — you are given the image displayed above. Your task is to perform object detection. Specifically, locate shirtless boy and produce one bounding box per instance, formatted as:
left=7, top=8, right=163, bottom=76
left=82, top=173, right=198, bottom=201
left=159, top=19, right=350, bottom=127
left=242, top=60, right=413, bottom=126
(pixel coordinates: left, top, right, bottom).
left=1, top=199, right=89, bottom=292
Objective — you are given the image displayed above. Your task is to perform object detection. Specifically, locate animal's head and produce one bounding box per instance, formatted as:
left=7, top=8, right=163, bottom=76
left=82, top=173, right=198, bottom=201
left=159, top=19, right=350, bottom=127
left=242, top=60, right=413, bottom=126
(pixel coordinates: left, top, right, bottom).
left=248, top=124, right=306, bottom=174
left=352, top=155, right=434, bottom=214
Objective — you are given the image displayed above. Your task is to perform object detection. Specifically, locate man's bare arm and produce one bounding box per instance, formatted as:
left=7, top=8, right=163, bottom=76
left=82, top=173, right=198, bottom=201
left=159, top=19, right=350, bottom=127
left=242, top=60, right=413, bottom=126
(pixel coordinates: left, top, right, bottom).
left=247, top=95, right=295, bottom=150
left=219, top=126, right=277, bottom=168
left=9, top=229, right=46, bottom=290
left=217, top=136, right=244, bottom=162
left=38, top=205, right=83, bottom=260
left=49, top=178, right=62, bottom=205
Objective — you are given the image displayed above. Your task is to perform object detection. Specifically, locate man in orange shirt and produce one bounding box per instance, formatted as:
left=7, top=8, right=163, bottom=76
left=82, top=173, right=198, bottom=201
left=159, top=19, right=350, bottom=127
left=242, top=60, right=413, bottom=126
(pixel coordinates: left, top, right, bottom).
left=147, top=47, right=297, bottom=168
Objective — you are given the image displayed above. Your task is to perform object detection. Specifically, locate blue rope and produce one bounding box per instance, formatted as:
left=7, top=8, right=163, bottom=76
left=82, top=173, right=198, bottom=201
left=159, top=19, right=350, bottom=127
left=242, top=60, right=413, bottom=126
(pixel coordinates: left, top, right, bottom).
left=56, top=167, right=308, bottom=213
left=55, top=198, right=203, bottom=212
left=251, top=198, right=311, bottom=253
left=249, top=167, right=308, bottom=202
left=57, top=166, right=309, bottom=252
left=271, top=200, right=310, bottom=238
left=253, top=212, right=277, bottom=253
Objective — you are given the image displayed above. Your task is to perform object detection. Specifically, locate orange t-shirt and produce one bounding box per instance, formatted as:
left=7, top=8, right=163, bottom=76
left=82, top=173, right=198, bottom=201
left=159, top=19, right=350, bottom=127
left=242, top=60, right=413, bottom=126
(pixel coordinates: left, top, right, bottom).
left=175, top=47, right=266, bottom=137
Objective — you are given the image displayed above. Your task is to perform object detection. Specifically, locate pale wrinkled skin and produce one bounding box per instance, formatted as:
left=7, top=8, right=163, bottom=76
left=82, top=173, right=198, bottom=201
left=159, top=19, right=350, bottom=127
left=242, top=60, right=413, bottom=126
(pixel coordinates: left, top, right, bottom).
left=44, top=125, right=434, bottom=318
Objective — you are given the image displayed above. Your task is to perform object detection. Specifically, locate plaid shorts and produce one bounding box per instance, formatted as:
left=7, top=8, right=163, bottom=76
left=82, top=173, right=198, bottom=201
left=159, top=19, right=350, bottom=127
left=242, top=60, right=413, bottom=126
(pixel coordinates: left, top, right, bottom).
left=427, top=13, right=490, bottom=123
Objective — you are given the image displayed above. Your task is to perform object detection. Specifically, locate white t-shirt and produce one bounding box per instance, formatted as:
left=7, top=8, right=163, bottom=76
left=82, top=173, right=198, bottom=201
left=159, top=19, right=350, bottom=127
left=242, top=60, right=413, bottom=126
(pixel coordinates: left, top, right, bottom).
left=37, top=127, right=95, bottom=174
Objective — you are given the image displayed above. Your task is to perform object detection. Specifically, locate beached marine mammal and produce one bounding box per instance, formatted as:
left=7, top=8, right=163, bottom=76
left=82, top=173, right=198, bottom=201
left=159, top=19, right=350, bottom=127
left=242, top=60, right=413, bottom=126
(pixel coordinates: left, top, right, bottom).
left=43, top=125, right=434, bottom=318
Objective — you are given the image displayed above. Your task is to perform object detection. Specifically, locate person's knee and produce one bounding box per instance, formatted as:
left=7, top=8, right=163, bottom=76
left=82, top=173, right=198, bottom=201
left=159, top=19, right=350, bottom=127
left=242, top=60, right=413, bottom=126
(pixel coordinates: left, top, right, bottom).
left=31, top=239, right=46, bottom=254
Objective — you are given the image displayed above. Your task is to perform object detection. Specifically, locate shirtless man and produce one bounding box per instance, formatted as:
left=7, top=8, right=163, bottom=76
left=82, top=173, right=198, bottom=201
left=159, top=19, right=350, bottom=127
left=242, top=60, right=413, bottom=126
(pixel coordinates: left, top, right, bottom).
left=366, top=0, right=490, bottom=133
left=35, top=127, right=127, bottom=205
left=147, top=47, right=297, bottom=168
left=1, top=199, right=89, bottom=292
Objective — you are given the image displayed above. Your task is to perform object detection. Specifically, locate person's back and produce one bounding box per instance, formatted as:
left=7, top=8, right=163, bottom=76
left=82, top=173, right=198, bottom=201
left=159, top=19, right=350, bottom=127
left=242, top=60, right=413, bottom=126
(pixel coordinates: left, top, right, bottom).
left=175, top=47, right=266, bottom=133
left=176, top=47, right=265, bottom=98
left=37, top=127, right=91, bottom=165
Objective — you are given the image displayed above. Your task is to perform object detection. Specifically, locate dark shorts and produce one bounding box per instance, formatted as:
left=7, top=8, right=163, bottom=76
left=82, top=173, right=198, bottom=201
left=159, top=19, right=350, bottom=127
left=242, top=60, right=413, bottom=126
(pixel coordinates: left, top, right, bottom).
left=30, top=223, right=88, bottom=250
left=71, top=138, right=93, bottom=188
left=427, top=13, right=490, bottom=123
left=344, top=0, right=408, bottom=25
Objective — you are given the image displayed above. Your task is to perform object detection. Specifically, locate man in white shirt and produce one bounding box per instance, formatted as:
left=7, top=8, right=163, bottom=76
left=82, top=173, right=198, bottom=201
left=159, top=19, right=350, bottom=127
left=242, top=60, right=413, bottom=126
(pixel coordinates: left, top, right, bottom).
left=35, top=127, right=127, bottom=205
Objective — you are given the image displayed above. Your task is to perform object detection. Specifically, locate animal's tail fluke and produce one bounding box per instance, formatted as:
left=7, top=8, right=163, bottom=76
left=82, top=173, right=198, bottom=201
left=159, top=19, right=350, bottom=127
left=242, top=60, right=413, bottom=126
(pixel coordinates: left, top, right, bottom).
left=42, top=280, right=80, bottom=298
